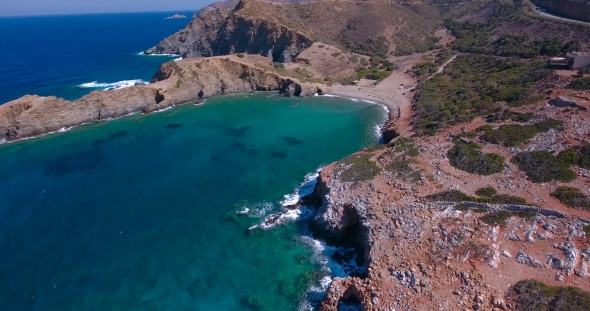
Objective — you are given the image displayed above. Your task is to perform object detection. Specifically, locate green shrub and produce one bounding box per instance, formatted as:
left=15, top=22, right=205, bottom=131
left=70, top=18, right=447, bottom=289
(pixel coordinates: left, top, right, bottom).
left=447, top=141, right=505, bottom=175
left=508, top=280, right=590, bottom=311
left=559, top=144, right=590, bottom=169
left=579, top=68, right=590, bottom=75
left=475, top=187, right=497, bottom=197
left=569, top=77, right=590, bottom=90
left=236, top=53, right=245, bottom=58
left=273, top=62, right=285, bottom=69
left=339, top=153, right=381, bottom=183
left=480, top=210, right=513, bottom=226
left=175, top=79, right=183, bottom=88
left=480, top=119, right=563, bottom=147
left=512, top=151, right=577, bottom=183
left=550, top=187, right=590, bottom=210
left=427, top=190, right=526, bottom=205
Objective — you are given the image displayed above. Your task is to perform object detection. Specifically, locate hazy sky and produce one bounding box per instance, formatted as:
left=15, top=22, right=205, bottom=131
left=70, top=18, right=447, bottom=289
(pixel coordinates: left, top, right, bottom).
left=1, top=0, right=217, bottom=17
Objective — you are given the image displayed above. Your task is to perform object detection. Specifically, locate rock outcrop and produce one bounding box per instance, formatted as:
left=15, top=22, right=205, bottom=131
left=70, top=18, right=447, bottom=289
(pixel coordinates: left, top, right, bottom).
left=0, top=55, right=321, bottom=141
left=144, top=0, right=313, bottom=62
left=531, top=0, right=590, bottom=23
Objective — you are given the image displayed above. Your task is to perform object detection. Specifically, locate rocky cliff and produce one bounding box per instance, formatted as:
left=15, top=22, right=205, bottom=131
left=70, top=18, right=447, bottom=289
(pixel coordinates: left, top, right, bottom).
left=0, top=55, right=320, bottom=141
left=531, top=0, right=590, bottom=23
left=144, top=0, right=313, bottom=62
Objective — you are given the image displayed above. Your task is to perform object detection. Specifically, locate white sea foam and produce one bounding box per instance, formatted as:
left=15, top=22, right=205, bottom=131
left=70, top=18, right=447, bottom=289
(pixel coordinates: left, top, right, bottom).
left=77, top=79, right=148, bottom=91
left=173, top=57, right=183, bottom=61
left=58, top=126, right=74, bottom=133
left=137, top=52, right=180, bottom=57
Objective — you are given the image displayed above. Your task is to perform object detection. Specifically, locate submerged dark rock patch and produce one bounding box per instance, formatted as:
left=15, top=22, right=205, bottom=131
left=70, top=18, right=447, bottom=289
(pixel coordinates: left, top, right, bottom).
left=210, top=155, right=221, bottom=161
left=166, top=123, right=184, bottom=129
left=43, top=148, right=104, bottom=176
left=281, top=136, right=304, bottom=146
left=270, top=151, right=287, bottom=159
left=231, top=142, right=247, bottom=151
left=223, top=126, right=251, bottom=137
left=92, top=131, right=128, bottom=146
left=247, top=149, right=259, bottom=156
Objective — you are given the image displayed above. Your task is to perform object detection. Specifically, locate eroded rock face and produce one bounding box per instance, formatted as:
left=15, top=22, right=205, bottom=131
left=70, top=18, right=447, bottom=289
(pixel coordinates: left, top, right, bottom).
left=0, top=56, right=320, bottom=141
left=144, top=0, right=313, bottom=62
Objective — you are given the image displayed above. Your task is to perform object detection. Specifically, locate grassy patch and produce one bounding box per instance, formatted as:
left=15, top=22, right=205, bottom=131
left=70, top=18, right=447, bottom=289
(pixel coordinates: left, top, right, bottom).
left=447, top=141, right=505, bottom=175
left=338, top=153, right=381, bottom=183
left=508, top=279, right=590, bottom=311
left=512, top=151, right=577, bottom=183
left=475, top=186, right=497, bottom=197
left=236, top=53, right=245, bottom=58
left=480, top=119, right=564, bottom=147
left=175, top=79, right=183, bottom=88
left=413, top=54, right=551, bottom=135
left=550, top=187, right=590, bottom=210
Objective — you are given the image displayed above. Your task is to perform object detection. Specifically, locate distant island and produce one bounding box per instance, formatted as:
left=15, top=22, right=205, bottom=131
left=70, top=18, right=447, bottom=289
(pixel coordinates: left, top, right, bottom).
left=164, top=14, right=186, bottom=19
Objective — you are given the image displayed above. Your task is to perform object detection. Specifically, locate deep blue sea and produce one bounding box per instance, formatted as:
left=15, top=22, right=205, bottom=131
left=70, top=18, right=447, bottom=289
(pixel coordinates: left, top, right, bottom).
left=0, top=13, right=387, bottom=311
left=0, top=12, right=192, bottom=103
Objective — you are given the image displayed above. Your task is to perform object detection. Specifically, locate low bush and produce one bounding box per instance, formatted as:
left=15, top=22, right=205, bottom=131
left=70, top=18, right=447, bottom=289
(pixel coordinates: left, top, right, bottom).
left=339, top=153, right=381, bottom=183
left=480, top=119, right=563, bottom=147
left=569, top=77, right=590, bottom=90
left=427, top=190, right=526, bottom=205
left=480, top=211, right=513, bottom=226
left=512, top=151, right=577, bottom=183
left=447, top=141, right=505, bottom=175
left=273, top=62, right=285, bottom=69
left=236, top=53, right=245, bottom=58
left=550, top=187, right=590, bottom=210
left=558, top=143, right=590, bottom=169
left=508, top=280, right=590, bottom=311
left=475, top=187, right=497, bottom=197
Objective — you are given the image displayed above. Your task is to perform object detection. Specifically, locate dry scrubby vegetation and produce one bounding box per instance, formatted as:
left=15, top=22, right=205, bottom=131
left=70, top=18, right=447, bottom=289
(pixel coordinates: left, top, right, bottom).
left=512, top=151, right=577, bottom=183
left=338, top=153, right=381, bottom=183
left=338, top=138, right=422, bottom=183
left=558, top=144, right=590, bottom=169
left=551, top=187, right=590, bottom=210
left=409, top=49, right=456, bottom=81
left=427, top=189, right=527, bottom=205
left=413, top=54, right=552, bottom=135
left=569, top=77, right=590, bottom=90
left=446, top=141, right=505, bottom=175
left=479, top=119, right=564, bottom=147
left=508, top=279, right=590, bottom=311
left=445, top=0, right=586, bottom=59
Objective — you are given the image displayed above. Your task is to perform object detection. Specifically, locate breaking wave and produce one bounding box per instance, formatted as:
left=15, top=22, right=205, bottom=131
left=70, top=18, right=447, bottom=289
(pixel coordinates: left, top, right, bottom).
left=77, top=79, right=148, bottom=91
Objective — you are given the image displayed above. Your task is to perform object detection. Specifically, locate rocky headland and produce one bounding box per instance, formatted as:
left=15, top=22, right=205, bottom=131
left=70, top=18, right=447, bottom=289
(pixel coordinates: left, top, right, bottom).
left=0, top=54, right=322, bottom=141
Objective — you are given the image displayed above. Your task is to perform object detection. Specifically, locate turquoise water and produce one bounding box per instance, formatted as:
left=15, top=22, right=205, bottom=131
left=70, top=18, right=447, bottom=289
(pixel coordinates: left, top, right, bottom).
left=0, top=93, right=386, bottom=310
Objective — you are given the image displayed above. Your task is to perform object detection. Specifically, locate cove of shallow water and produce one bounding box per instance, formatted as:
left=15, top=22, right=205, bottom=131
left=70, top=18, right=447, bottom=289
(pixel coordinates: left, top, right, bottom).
left=0, top=93, right=386, bottom=311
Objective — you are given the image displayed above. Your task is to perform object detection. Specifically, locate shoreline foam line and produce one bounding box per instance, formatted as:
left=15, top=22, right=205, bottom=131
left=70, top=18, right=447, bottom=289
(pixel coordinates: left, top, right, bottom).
left=137, top=52, right=181, bottom=57
left=77, top=79, right=148, bottom=91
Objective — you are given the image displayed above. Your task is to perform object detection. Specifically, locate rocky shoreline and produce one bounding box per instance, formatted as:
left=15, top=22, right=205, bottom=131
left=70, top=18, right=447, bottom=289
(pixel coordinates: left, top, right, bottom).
left=0, top=54, right=323, bottom=142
